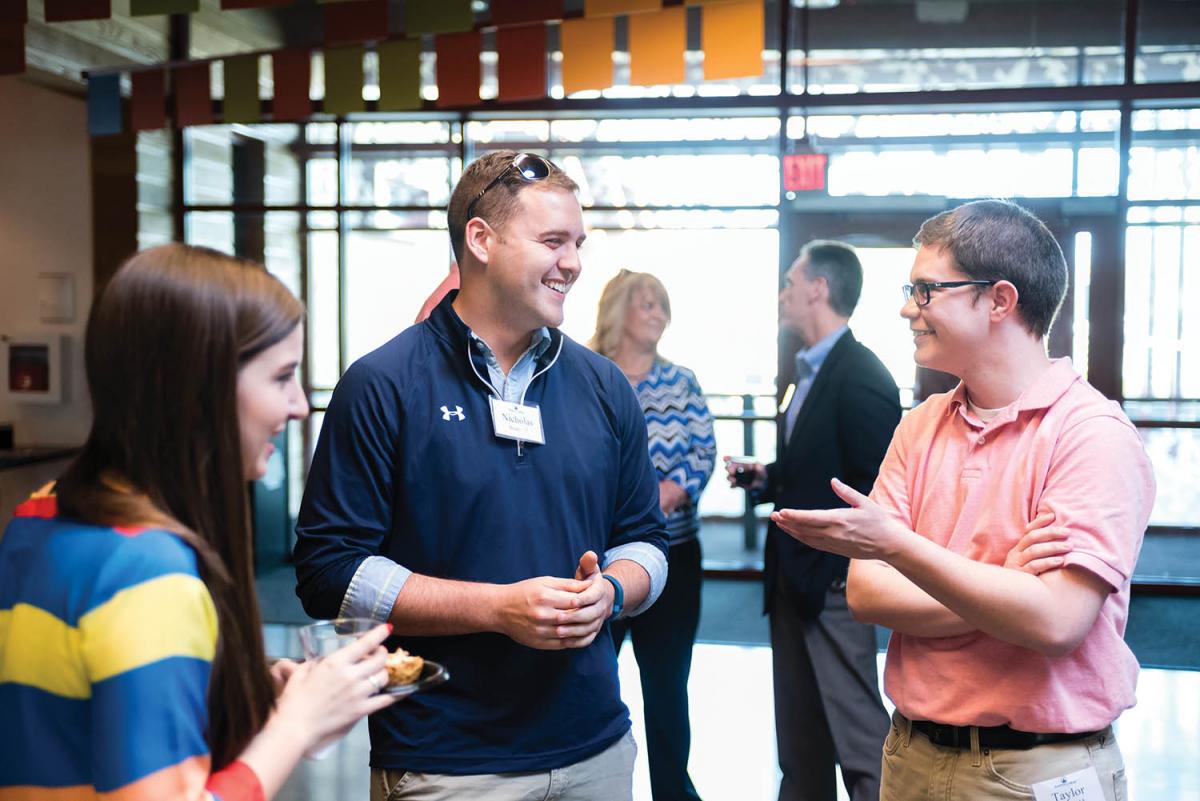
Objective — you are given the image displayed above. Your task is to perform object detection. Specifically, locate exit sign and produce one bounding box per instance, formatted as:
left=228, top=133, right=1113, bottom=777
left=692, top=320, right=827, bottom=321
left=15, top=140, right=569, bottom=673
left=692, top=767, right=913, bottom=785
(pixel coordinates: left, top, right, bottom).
left=783, top=153, right=828, bottom=192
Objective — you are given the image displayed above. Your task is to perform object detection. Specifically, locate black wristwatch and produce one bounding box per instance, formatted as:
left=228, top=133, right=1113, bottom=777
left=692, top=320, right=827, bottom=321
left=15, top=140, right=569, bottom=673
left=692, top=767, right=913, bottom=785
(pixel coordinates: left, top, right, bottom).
left=602, top=574, right=624, bottom=621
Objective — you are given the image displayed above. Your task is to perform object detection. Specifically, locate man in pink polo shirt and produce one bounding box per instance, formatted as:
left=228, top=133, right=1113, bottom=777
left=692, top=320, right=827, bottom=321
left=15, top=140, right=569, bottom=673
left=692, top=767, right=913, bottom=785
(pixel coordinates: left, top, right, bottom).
left=773, top=199, right=1154, bottom=800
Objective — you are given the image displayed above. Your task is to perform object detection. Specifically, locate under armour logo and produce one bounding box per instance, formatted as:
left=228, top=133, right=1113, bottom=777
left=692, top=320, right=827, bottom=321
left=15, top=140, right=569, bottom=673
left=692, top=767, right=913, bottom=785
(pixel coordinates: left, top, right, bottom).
left=440, top=405, right=465, bottom=422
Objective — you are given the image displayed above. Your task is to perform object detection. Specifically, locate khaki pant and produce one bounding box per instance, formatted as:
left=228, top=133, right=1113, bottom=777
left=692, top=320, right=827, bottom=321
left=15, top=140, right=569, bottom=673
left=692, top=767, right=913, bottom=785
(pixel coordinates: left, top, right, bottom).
left=370, top=730, right=637, bottom=801
left=881, top=712, right=1127, bottom=801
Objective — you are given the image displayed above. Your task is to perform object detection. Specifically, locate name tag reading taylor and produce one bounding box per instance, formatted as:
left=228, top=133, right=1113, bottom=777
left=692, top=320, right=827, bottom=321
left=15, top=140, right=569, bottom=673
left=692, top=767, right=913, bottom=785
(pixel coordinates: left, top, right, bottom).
left=489, top=397, right=546, bottom=444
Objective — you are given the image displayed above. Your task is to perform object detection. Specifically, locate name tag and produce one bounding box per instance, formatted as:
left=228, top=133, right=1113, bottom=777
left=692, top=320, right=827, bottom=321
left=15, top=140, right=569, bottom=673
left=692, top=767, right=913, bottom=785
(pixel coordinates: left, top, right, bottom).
left=489, top=397, right=545, bottom=444
left=1031, top=767, right=1105, bottom=801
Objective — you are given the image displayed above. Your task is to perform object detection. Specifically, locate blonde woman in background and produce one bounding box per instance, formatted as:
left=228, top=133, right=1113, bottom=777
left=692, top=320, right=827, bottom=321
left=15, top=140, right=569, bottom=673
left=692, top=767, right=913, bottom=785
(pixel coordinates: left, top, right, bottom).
left=590, top=270, right=716, bottom=801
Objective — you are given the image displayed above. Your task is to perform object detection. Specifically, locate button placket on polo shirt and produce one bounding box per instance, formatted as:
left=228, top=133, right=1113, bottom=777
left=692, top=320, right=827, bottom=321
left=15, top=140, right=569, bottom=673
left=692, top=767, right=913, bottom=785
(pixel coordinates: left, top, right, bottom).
left=960, top=408, right=988, bottom=483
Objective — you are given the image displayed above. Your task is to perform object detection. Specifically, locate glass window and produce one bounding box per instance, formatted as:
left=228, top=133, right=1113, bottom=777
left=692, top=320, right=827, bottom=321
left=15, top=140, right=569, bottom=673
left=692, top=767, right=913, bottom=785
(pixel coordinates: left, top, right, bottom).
left=559, top=153, right=779, bottom=208
left=137, top=130, right=173, bottom=250
left=559, top=225, right=780, bottom=398
left=1136, top=0, right=1200, bottom=84
left=344, top=226, right=452, bottom=365
left=849, top=247, right=919, bottom=406
left=791, top=0, right=1124, bottom=94
left=184, top=211, right=234, bottom=253
left=702, top=417, right=776, bottom=518
left=344, top=122, right=457, bottom=208
left=344, top=153, right=455, bottom=207
left=264, top=212, right=302, bottom=298
left=308, top=229, right=340, bottom=389
left=824, top=147, right=1076, bottom=198
left=792, top=110, right=1119, bottom=199
left=184, top=125, right=302, bottom=206
left=1140, top=428, right=1200, bottom=529
left=1123, top=217, right=1200, bottom=399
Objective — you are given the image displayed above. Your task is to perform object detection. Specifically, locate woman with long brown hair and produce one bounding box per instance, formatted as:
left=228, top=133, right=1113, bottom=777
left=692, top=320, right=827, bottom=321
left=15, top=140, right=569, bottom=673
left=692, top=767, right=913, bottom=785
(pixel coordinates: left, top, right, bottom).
left=0, top=244, right=397, bottom=800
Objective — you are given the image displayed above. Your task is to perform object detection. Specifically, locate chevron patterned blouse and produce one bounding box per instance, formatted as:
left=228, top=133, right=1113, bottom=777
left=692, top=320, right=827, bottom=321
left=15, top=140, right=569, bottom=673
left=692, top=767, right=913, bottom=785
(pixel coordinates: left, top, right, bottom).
left=632, top=360, right=717, bottom=545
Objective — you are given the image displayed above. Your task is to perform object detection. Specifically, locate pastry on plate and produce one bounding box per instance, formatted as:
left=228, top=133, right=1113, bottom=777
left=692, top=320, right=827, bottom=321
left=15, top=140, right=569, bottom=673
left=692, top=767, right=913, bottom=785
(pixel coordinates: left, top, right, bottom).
left=385, top=648, right=424, bottom=687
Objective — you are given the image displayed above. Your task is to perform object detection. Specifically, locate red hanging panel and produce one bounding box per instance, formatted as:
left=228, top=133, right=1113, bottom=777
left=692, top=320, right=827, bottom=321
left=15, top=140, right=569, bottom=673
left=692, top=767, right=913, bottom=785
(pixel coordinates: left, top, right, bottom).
left=130, top=70, right=167, bottom=131
left=173, top=63, right=213, bottom=127
left=496, top=23, right=546, bottom=102
left=44, top=0, right=112, bottom=22
left=272, top=49, right=312, bottom=121
left=490, top=0, right=561, bottom=26
left=434, top=30, right=480, bottom=108
left=324, top=0, right=388, bottom=46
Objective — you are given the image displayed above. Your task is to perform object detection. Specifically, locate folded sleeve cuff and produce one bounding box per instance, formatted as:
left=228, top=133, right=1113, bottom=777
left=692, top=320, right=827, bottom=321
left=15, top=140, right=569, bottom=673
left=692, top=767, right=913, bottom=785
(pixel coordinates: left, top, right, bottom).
left=338, top=555, right=412, bottom=622
left=603, top=541, right=668, bottom=618
left=1062, top=550, right=1127, bottom=592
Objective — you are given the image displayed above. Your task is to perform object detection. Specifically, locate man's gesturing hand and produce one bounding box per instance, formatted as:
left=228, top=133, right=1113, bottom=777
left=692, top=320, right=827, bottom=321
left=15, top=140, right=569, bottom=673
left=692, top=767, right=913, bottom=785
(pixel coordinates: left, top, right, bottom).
left=771, top=478, right=909, bottom=561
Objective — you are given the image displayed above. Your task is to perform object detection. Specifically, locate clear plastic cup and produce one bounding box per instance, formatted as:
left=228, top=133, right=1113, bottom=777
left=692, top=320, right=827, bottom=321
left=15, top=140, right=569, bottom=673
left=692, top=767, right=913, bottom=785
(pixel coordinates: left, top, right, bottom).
left=296, top=617, right=379, bottom=761
left=298, top=617, right=377, bottom=661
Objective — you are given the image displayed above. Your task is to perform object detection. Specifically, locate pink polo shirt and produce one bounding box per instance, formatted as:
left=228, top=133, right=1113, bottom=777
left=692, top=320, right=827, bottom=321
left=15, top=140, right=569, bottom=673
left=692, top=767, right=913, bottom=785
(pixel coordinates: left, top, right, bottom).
left=870, top=358, right=1154, bottom=733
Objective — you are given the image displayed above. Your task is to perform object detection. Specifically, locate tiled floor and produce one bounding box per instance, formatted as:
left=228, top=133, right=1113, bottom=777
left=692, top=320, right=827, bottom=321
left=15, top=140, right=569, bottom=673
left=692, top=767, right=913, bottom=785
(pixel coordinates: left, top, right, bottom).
left=275, top=639, right=1200, bottom=801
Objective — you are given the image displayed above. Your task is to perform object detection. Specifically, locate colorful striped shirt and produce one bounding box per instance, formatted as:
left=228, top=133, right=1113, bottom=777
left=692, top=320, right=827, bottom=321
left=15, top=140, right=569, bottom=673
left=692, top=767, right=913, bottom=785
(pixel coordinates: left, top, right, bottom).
left=0, top=494, right=263, bottom=801
left=633, top=360, right=717, bottom=545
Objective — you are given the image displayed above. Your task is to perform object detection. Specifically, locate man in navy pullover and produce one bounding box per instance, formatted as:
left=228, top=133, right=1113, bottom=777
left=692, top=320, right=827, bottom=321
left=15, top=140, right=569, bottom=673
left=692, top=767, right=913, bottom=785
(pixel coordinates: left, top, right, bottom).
left=294, top=151, right=669, bottom=801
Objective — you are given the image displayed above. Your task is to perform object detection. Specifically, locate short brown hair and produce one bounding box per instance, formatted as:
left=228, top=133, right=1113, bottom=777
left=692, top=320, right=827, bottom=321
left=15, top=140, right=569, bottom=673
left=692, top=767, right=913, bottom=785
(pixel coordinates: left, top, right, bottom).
left=448, top=150, right=579, bottom=264
left=588, top=269, right=672, bottom=359
left=914, top=200, right=1067, bottom=338
left=797, top=240, right=863, bottom=317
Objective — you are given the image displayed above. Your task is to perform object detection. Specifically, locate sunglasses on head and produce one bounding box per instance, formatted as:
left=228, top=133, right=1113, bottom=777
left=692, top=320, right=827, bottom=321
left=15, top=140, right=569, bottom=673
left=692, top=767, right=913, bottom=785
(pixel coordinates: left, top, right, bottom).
left=465, top=153, right=553, bottom=221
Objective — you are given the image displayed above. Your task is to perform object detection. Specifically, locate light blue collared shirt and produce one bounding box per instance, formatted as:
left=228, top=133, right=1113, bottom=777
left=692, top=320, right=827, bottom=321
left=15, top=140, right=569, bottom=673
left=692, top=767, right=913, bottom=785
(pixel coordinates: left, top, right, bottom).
left=783, top=324, right=848, bottom=442
left=339, top=325, right=668, bottom=622
left=470, top=327, right=553, bottom=402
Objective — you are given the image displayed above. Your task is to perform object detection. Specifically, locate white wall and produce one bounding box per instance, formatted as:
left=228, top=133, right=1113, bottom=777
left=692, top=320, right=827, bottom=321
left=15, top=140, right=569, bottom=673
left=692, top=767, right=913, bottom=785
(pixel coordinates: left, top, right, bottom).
left=0, top=76, right=93, bottom=447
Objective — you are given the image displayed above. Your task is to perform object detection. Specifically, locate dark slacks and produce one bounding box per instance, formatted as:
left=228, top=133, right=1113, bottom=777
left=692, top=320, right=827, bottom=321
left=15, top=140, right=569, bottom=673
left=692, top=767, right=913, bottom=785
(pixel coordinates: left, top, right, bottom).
left=770, top=582, right=889, bottom=801
left=610, top=537, right=703, bottom=801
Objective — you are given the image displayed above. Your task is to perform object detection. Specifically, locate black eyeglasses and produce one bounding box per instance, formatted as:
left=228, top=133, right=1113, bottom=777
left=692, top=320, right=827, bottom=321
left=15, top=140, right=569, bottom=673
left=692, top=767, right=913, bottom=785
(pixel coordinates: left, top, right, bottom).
left=465, top=153, right=553, bottom=221
left=902, top=280, right=997, bottom=307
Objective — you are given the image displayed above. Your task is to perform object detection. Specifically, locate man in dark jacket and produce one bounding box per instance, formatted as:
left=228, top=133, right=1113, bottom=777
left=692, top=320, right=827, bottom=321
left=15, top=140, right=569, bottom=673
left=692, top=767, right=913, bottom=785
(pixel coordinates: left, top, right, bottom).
left=294, top=151, right=668, bottom=801
left=727, top=240, right=900, bottom=801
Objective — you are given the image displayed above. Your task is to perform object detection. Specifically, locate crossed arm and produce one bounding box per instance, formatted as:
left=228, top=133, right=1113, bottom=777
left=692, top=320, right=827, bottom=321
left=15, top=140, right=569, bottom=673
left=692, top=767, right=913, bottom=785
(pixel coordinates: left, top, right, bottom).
left=774, top=482, right=1110, bottom=656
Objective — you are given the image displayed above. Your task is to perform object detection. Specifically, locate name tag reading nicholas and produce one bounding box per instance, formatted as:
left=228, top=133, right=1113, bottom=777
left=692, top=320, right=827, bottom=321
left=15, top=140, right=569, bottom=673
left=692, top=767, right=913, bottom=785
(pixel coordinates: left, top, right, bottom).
left=489, top=397, right=546, bottom=444
left=1031, top=767, right=1105, bottom=801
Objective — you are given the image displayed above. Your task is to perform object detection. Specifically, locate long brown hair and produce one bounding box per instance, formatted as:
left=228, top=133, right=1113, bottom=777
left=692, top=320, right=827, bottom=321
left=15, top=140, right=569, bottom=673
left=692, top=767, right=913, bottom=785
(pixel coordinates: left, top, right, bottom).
left=588, top=269, right=672, bottom=360
left=56, top=243, right=304, bottom=770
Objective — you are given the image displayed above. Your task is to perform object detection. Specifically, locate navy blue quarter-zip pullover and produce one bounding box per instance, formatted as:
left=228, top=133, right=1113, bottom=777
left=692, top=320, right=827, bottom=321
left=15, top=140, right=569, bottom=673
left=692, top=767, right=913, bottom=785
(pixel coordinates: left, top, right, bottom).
left=294, top=292, right=668, bottom=774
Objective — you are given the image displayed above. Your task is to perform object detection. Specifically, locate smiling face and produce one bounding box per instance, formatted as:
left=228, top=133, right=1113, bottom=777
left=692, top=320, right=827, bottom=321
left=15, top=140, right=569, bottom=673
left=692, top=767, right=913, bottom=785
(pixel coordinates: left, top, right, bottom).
left=622, top=284, right=669, bottom=352
left=902, top=245, right=994, bottom=376
left=485, top=186, right=586, bottom=332
left=236, top=324, right=308, bottom=481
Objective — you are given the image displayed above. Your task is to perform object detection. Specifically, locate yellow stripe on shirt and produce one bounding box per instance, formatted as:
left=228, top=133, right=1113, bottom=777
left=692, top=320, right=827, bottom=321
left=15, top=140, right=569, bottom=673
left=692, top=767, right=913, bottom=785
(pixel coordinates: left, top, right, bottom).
left=80, top=573, right=217, bottom=684
left=0, top=604, right=89, bottom=698
left=0, top=574, right=216, bottom=697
